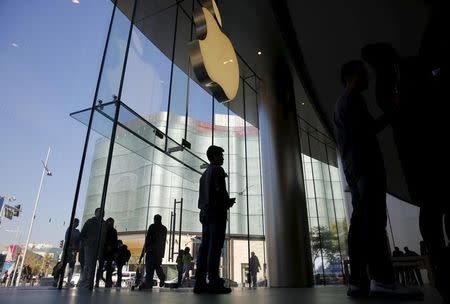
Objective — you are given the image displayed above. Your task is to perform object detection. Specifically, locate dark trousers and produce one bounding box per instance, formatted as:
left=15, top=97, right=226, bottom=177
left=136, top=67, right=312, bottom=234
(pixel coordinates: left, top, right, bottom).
left=196, top=210, right=227, bottom=286
left=116, top=263, right=124, bottom=287
left=348, top=174, right=394, bottom=287
left=96, top=260, right=113, bottom=287
left=145, top=254, right=165, bottom=285
left=250, top=272, right=257, bottom=287
left=177, top=264, right=183, bottom=285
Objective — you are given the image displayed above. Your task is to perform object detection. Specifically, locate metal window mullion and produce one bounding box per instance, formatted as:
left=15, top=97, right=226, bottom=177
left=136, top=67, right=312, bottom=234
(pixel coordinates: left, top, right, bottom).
left=90, top=101, right=121, bottom=289
left=243, top=83, right=251, bottom=264
left=164, top=5, right=180, bottom=151
left=57, top=0, right=118, bottom=290
left=117, top=0, right=138, bottom=99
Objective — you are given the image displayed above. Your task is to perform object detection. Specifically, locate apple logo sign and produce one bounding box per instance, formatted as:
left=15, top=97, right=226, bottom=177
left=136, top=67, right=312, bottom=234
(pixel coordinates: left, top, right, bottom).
left=189, top=0, right=240, bottom=103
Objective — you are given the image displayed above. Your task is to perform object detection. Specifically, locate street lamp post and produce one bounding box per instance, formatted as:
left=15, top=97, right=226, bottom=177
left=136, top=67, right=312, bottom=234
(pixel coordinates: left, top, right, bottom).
left=15, top=147, right=52, bottom=286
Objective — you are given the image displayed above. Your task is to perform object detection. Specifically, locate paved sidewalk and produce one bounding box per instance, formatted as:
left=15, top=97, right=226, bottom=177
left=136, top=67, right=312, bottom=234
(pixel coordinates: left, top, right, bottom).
left=0, top=286, right=444, bottom=304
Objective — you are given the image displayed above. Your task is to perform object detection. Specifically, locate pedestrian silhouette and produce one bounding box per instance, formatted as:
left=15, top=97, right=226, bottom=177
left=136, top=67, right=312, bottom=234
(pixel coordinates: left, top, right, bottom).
left=194, top=145, right=235, bottom=294
left=139, top=214, right=167, bottom=289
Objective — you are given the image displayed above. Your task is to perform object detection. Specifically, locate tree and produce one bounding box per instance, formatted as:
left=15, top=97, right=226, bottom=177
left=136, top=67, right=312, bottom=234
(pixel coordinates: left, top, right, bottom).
left=309, top=225, right=341, bottom=267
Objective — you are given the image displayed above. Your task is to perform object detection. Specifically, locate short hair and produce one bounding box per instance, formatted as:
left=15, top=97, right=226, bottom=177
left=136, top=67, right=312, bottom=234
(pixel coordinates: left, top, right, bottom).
left=206, top=145, right=224, bottom=161
left=106, top=217, right=114, bottom=224
left=341, top=60, right=365, bottom=85
left=185, top=247, right=190, bottom=252
left=74, top=218, right=79, bottom=223
left=117, top=240, right=123, bottom=245
left=154, top=214, right=162, bottom=222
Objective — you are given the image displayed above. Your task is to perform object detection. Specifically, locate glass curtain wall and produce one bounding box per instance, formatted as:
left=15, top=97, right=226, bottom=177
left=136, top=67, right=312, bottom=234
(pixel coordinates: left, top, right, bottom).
left=299, top=119, right=348, bottom=286
left=65, top=0, right=265, bottom=288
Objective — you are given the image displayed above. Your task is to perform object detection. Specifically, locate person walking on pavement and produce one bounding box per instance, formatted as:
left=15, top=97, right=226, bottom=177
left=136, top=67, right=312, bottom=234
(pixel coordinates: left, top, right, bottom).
left=95, top=217, right=117, bottom=288
left=249, top=252, right=261, bottom=288
left=65, top=218, right=80, bottom=287
left=139, top=214, right=167, bottom=289
left=115, top=240, right=131, bottom=288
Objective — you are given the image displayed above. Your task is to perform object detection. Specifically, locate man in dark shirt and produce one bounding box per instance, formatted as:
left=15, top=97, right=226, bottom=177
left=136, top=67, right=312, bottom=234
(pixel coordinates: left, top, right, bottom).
left=95, top=217, right=117, bottom=288
left=78, top=207, right=104, bottom=289
left=115, top=240, right=131, bottom=288
left=335, top=61, right=420, bottom=298
left=139, top=214, right=167, bottom=289
left=194, top=145, right=235, bottom=294
left=64, top=218, right=80, bottom=287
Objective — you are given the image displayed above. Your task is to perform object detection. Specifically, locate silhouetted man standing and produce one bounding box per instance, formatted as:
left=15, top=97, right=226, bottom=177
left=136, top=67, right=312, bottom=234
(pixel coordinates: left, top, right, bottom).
left=334, top=61, right=420, bottom=298
left=95, top=217, right=117, bottom=288
left=64, top=218, right=80, bottom=287
left=139, top=214, right=167, bottom=289
left=194, top=145, right=235, bottom=294
left=79, top=207, right=104, bottom=289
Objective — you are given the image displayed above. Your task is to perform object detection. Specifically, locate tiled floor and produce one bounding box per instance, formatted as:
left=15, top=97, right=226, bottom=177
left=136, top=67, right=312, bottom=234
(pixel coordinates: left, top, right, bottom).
left=0, top=286, right=444, bottom=304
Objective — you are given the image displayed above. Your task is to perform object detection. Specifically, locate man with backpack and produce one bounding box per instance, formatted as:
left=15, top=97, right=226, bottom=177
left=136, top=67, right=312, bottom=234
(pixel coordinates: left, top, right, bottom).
left=115, top=240, right=131, bottom=288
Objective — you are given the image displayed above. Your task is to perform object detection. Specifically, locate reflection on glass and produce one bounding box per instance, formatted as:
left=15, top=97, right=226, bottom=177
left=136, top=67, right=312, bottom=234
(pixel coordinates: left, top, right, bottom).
left=97, top=0, right=133, bottom=104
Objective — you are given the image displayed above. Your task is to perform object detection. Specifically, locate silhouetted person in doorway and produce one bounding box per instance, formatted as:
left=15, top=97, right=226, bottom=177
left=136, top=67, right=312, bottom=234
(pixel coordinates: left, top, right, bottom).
left=249, top=252, right=261, bottom=288
left=139, top=214, right=167, bottom=289
left=79, top=207, right=104, bottom=289
left=334, top=61, right=421, bottom=299
left=194, top=145, right=235, bottom=294
left=64, top=218, right=80, bottom=287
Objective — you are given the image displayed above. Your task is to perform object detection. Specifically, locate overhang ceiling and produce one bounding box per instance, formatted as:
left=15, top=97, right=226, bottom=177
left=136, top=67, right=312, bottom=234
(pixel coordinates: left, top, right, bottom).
left=112, top=0, right=431, bottom=203
left=281, top=0, right=433, bottom=203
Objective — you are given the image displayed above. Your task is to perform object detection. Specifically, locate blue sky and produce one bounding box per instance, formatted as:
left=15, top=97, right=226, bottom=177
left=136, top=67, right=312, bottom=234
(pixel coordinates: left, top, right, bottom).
left=0, top=0, right=218, bottom=248
left=0, top=0, right=112, bottom=247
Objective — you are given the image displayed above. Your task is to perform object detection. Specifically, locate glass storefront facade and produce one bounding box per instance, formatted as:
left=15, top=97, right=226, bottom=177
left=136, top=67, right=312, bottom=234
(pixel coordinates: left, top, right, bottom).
left=298, top=117, right=348, bottom=285
left=65, top=0, right=348, bottom=288
left=68, top=0, right=266, bottom=287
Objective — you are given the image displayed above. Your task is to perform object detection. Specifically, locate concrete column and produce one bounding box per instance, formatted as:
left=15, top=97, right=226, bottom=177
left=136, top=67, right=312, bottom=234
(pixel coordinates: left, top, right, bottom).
left=259, top=58, right=313, bottom=287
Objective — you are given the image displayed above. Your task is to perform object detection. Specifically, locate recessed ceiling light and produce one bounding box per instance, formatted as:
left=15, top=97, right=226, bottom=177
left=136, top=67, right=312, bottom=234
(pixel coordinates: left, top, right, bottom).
left=301, top=102, right=305, bottom=105
left=11, top=42, right=19, bottom=48
left=257, top=51, right=262, bottom=55
left=72, top=0, right=80, bottom=4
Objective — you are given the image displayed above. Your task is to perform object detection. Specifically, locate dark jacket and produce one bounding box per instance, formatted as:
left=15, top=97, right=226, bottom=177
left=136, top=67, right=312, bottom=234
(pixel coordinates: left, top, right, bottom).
left=102, top=226, right=118, bottom=261
left=198, top=164, right=230, bottom=214
left=334, top=89, right=390, bottom=185
left=116, top=245, right=131, bottom=265
left=65, top=227, right=80, bottom=252
left=143, top=223, right=167, bottom=261
left=249, top=255, right=261, bottom=273
left=80, top=217, right=103, bottom=248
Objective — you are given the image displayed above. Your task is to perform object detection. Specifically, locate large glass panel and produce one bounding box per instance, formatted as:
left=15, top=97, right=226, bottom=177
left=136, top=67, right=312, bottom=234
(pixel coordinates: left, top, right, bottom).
left=245, top=82, right=265, bottom=287
left=166, top=5, right=192, bottom=144
left=120, top=5, right=173, bottom=132
left=301, top=129, right=347, bottom=285
left=229, top=106, right=248, bottom=286
left=96, top=0, right=135, bottom=104
left=186, top=83, right=213, bottom=161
